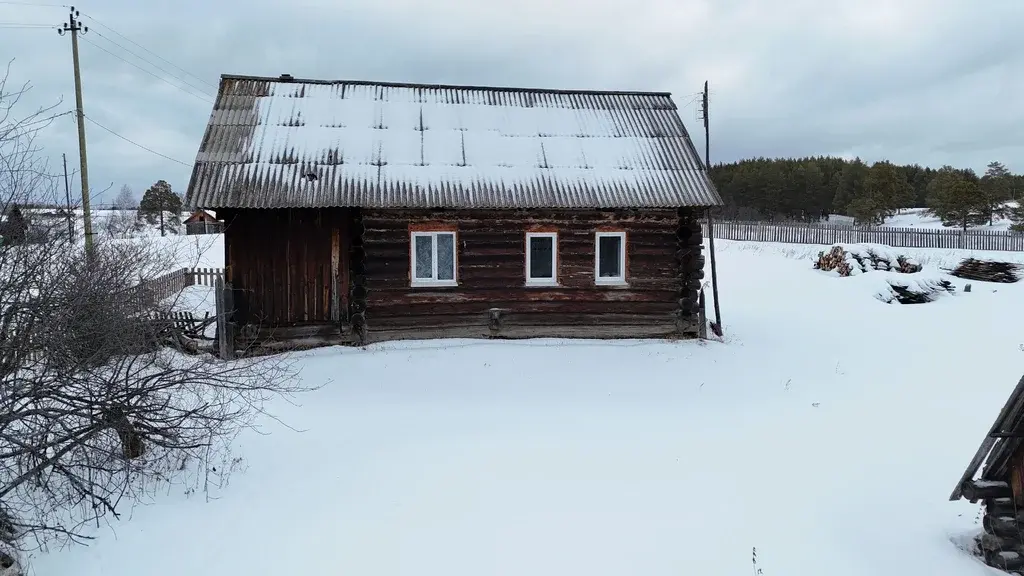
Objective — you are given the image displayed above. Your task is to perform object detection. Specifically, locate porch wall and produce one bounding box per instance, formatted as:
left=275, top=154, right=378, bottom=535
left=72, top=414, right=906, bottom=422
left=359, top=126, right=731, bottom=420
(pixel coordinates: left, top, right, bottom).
left=221, top=208, right=350, bottom=328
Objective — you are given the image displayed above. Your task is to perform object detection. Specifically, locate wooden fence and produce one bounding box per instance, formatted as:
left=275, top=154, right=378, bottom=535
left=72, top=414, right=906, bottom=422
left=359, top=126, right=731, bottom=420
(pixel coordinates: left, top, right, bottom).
left=131, top=267, right=225, bottom=303
left=702, top=220, right=1024, bottom=251
left=186, top=221, right=224, bottom=235
left=190, top=267, right=223, bottom=287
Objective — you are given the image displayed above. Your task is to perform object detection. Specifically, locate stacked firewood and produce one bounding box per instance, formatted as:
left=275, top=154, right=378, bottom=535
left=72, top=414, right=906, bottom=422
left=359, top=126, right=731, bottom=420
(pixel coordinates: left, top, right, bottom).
left=814, top=245, right=855, bottom=276
left=815, top=244, right=922, bottom=277
left=883, top=278, right=955, bottom=304
left=949, top=258, right=1023, bottom=283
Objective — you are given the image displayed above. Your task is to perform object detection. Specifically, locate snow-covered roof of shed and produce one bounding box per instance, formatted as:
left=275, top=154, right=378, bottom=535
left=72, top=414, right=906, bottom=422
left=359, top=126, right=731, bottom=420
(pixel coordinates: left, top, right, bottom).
left=184, top=74, right=723, bottom=210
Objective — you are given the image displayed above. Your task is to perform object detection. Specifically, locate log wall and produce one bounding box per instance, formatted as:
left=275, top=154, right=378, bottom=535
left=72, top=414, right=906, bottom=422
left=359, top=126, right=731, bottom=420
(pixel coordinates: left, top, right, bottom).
left=221, top=208, right=351, bottom=330
left=361, top=208, right=705, bottom=342
left=965, top=477, right=1024, bottom=574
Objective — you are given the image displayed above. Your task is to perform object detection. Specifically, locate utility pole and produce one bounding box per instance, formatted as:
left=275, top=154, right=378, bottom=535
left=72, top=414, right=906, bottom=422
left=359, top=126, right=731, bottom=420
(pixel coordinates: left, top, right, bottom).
left=58, top=6, right=94, bottom=256
left=62, top=153, right=73, bottom=242
left=700, top=80, right=723, bottom=337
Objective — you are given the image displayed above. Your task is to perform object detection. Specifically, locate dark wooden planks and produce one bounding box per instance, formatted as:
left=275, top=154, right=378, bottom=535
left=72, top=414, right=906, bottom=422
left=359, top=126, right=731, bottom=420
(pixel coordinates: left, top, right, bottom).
left=222, top=208, right=351, bottom=327
left=360, top=208, right=703, bottom=340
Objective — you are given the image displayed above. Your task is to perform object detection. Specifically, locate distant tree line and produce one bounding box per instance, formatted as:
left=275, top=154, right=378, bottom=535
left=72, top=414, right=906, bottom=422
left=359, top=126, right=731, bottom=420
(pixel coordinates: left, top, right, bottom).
left=2, top=180, right=185, bottom=243
left=710, top=157, right=1024, bottom=230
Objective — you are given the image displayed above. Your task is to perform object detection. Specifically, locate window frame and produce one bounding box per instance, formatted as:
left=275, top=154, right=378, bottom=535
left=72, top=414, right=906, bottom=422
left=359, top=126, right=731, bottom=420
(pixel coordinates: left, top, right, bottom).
left=594, top=230, right=627, bottom=286
left=524, top=231, right=559, bottom=287
left=409, top=230, right=458, bottom=287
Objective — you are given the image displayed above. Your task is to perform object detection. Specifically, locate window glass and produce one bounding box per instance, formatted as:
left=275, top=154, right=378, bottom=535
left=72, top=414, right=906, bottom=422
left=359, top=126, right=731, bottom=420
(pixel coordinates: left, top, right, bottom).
left=414, top=235, right=433, bottom=279
left=598, top=235, right=622, bottom=278
left=436, top=233, right=455, bottom=280
left=529, top=236, right=554, bottom=279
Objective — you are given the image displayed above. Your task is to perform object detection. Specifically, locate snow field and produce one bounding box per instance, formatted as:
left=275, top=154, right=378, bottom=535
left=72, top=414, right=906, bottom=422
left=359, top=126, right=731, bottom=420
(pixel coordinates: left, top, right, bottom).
left=884, top=205, right=1018, bottom=232
left=28, top=233, right=1024, bottom=576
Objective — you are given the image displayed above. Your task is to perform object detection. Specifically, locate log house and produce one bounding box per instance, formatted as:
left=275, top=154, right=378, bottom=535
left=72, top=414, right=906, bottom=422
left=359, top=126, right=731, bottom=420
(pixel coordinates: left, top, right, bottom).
left=184, top=74, right=723, bottom=348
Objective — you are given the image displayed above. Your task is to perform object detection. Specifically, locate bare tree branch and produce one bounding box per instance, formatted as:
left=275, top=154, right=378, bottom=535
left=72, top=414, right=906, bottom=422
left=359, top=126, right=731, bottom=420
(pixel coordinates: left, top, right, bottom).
left=0, top=65, right=310, bottom=573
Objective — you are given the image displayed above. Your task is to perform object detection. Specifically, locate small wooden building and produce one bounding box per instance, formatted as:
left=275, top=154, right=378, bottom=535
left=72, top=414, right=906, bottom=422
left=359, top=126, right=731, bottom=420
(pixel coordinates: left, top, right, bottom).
left=184, top=209, right=222, bottom=235
left=184, top=74, right=723, bottom=347
left=950, top=373, right=1024, bottom=572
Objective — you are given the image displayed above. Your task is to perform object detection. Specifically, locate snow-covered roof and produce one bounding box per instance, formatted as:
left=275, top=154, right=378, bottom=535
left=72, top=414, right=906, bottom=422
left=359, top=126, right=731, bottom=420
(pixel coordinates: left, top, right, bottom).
left=183, top=209, right=217, bottom=224
left=185, top=74, right=723, bottom=210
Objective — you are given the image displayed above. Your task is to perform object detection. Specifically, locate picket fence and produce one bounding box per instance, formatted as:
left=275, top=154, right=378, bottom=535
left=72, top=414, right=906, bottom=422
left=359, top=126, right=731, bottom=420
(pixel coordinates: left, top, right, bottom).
left=132, top=267, right=225, bottom=302
left=703, top=220, right=1024, bottom=251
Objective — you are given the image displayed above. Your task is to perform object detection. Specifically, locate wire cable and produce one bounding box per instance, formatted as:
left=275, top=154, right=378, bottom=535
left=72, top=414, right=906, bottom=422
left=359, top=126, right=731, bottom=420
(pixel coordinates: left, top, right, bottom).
left=0, top=22, right=55, bottom=28
left=80, top=11, right=217, bottom=91
left=87, top=29, right=216, bottom=99
left=0, top=1, right=67, bottom=6
left=82, top=114, right=193, bottom=167
left=78, top=35, right=213, bottom=104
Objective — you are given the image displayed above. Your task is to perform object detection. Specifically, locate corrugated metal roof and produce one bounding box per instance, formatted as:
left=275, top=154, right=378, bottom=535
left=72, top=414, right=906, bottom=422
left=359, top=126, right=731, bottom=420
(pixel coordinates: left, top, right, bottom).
left=185, top=75, right=723, bottom=210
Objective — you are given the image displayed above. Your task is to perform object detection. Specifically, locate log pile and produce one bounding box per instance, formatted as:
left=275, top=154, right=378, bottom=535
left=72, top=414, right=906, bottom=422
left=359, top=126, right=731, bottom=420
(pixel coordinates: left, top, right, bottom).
left=814, top=244, right=922, bottom=277
left=949, top=258, right=1023, bottom=283
left=881, top=277, right=956, bottom=304
left=966, top=480, right=1024, bottom=574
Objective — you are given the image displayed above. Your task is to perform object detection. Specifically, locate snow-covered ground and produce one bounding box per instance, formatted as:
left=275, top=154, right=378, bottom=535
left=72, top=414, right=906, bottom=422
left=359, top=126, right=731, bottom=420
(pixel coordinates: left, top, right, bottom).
left=30, top=238, right=1024, bottom=576
left=883, top=204, right=1017, bottom=231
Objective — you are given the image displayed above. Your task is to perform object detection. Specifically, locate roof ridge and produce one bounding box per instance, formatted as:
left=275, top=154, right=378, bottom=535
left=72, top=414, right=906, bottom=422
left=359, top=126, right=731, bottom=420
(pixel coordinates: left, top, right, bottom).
left=218, top=74, right=673, bottom=98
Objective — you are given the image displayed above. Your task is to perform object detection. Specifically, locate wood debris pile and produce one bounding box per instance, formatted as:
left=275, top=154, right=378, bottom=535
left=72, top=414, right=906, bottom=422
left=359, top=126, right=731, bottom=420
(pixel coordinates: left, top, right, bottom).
left=948, top=258, right=1022, bottom=283
left=814, top=244, right=922, bottom=277
left=881, top=278, right=955, bottom=304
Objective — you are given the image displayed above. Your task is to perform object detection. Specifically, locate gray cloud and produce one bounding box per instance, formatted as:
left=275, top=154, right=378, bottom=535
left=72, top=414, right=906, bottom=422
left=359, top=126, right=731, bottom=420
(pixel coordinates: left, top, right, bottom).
left=1, top=0, right=1021, bottom=205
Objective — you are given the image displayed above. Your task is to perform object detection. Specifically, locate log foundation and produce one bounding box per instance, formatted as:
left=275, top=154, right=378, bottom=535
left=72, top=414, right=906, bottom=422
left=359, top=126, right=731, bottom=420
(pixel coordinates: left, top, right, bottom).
left=972, top=482, right=1024, bottom=574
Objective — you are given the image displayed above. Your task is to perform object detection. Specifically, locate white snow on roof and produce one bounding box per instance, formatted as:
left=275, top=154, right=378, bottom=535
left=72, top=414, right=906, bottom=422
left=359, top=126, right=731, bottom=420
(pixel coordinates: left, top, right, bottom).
left=187, top=77, right=722, bottom=209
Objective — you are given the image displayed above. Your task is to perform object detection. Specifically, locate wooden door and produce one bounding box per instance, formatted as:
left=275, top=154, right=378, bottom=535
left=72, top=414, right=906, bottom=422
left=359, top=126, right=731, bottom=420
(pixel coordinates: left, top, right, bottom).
left=330, top=209, right=351, bottom=323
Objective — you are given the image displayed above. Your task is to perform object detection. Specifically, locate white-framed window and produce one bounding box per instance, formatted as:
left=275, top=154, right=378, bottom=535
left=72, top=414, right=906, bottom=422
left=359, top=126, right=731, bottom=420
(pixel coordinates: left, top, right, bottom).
left=525, top=232, right=558, bottom=286
left=594, top=231, right=627, bottom=285
left=411, top=230, right=457, bottom=287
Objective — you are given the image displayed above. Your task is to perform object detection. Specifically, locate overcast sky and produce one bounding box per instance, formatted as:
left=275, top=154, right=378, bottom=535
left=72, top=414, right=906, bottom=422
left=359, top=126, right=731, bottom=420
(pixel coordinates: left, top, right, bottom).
left=1, top=0, right=1021, bottom=205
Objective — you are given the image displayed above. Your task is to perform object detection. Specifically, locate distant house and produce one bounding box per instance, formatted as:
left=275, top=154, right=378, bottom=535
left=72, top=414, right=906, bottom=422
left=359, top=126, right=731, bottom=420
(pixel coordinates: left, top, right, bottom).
left=950, top=373, right=1024, bottom=572
left=821, top=214, right=855, bottom=226
left=0, top=206, right=53, bottom=245
left=184, top=74, right=723, bottom=347
left=183, top=209, right=222, bottom=235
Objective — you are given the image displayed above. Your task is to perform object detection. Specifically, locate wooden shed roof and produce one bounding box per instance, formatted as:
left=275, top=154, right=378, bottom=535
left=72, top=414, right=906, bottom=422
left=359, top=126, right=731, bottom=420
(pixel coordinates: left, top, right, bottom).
left=950, top=373, right=1024, bottom=500
left=183, top=209, right=216, bottom=224
left=184, top=74, right=723, bottom=211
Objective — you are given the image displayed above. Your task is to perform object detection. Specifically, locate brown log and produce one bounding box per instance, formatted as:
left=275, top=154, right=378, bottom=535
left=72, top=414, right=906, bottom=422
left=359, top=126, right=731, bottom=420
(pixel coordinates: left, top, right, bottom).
left=368, top=300, right=679, bottom=318
left=366, top=321, right=688, bottom=342
left=984, top=513, right=1022, bottom=539
left=367, top=288, right=680, bottom=305
left=980, top=531, right=1022, bottom=553
left=986, top=548, right=1024, bottom=571
left=964, top=479, right=1013, bottom=502
left=988, top=497, right=1021, bottom=517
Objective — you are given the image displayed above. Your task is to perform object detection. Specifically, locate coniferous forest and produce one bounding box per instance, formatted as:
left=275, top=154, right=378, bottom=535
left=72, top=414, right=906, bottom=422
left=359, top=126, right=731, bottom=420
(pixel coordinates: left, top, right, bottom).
left=709, top=157, right=1024, bottom=231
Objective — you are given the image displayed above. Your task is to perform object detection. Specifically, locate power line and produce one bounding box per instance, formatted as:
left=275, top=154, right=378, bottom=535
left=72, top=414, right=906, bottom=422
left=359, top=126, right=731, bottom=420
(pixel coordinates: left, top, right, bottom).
left=83, top=114, right=192, bottom=167
left=78, top=35, right=213, bottom=104
left=87, top=29, right=216, bottom=100
left=0, top=1, right=67, bottom=5
left=0, top=22, right=55, bottom=28
left=7, top=109, right=75, bottom=132
left=79, top=12, right=217, bottom=91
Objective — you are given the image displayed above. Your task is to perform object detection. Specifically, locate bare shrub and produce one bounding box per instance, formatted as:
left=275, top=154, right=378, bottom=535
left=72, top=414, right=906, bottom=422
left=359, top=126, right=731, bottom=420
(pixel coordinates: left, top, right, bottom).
left=0, top=62, right=310, bottom=561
